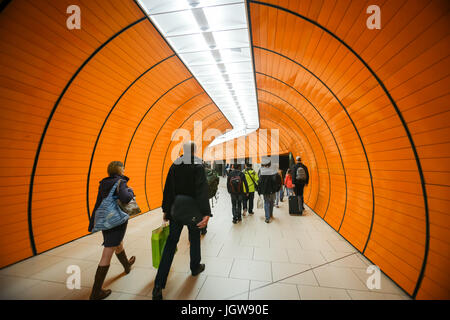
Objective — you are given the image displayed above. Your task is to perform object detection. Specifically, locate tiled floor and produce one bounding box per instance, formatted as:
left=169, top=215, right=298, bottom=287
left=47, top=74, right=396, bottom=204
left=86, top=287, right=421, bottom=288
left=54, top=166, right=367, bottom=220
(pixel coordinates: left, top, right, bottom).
left=0, top=178, right=411, bottom=300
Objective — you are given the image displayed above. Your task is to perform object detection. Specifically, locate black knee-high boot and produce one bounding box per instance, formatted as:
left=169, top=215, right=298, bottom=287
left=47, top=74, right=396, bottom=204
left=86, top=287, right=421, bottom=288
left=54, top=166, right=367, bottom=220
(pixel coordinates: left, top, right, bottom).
left=89, top=265, right=112, bottom=300
left=116, top=250, right=136, bottom=274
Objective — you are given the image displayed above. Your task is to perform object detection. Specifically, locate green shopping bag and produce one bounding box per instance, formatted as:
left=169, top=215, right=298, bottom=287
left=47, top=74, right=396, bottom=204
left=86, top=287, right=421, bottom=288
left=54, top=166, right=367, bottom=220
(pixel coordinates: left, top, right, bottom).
left=151, top=224, right=170, bottom=269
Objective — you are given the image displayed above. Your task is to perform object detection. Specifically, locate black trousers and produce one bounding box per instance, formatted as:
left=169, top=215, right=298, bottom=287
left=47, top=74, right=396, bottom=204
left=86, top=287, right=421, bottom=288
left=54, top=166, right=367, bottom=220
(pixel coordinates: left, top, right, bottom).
left=231, top=193, right=243, bottom=220
left=242, top=192, right=255, bottom=213
left=294, top=183, right=305, bottom=210
left=154, top=220, right=201, bottom=288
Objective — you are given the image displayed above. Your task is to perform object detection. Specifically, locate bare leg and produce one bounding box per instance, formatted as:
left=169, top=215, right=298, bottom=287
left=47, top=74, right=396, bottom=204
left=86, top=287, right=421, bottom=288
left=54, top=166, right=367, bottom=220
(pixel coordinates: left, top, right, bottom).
left=115, top=241, right=124, bottom=254
left=99, top=246, right=116, bottom=267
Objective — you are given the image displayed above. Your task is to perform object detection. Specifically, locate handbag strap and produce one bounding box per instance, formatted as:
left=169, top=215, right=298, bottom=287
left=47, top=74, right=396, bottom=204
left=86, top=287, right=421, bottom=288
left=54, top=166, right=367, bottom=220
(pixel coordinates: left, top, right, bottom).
left=108, top=180, right=121, bottom=198
left=245, top=169, right=258, bottom=187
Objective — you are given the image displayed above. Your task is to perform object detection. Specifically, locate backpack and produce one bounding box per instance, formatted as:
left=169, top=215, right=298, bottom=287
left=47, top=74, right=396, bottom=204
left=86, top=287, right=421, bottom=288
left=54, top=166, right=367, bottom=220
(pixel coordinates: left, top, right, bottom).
left=229, top=172, right=242, bottom=194
left=205, top=167, right=219, bottom=199
left=296, top=165, right=307, bottom=182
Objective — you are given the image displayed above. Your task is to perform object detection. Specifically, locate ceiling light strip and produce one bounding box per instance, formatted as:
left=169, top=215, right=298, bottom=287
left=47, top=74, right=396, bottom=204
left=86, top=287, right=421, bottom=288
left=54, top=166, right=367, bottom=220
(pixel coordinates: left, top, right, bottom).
left=136, top=0, right=259, bottom=147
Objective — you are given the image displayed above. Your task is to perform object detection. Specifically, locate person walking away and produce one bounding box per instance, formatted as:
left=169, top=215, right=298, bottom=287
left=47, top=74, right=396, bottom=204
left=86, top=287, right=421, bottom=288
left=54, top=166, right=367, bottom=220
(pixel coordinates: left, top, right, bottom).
left=290, top=156, right=309, bottom=213
left=257, top=160, right=282, bottom=223
left=88, top=161, right=136, bottom=300
left=284, top=168, right=294, bottom=197
left=227, top=164, right=249, bottom=223
left=152, top=142, right=211, bottom=300
left=275, top=169, right=285, bottom=208
left=242, top=163, right=259, bottom=216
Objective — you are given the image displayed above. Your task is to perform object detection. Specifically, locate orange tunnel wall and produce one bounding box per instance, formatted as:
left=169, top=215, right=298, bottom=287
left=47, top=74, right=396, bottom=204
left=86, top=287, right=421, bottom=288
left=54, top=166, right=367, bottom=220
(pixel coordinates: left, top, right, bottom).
left=0, top=0, right=449, bottom=300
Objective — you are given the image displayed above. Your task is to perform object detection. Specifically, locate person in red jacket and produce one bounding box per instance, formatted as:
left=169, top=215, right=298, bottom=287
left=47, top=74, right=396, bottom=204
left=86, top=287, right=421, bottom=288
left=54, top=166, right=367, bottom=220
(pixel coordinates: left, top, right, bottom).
left=284, top=168, right=294, bottom=197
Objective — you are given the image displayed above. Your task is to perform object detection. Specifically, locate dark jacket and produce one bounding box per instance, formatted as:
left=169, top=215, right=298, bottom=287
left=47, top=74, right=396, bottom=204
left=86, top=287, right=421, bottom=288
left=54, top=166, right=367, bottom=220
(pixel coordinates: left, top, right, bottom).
left=257, top=167, right=282, bottom=195
left=291, top=162, right=309, bottom=185
left=226, top=169, right=249, bottom=194
left=88, top=175, right=134, bottom=232
left=162, top=155, right=212, bottom=220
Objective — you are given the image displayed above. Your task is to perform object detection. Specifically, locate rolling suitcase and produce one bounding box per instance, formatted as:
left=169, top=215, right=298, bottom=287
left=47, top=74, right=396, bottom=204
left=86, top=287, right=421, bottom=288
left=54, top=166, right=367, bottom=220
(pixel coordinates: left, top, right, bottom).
left=289, top=195, right=302, bottom=215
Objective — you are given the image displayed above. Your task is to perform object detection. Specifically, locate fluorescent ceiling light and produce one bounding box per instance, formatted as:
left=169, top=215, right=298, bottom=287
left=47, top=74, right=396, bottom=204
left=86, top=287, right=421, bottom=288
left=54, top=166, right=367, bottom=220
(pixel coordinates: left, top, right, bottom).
left=137, top=0, right=260, bottom=147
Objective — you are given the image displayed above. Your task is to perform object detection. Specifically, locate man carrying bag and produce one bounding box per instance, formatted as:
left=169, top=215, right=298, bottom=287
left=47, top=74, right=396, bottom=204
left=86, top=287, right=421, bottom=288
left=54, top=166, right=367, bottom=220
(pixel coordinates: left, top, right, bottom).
left=152, top=141, right=211, bottom=300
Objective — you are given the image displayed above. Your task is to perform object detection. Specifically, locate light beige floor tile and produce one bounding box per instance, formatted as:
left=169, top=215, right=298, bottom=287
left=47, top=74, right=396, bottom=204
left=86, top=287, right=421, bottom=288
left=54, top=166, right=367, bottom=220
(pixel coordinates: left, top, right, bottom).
left=320, top=250, right=352, bottom=263
left=0, top=275, right=43, bottom=299
left=346, top=289, right=410, bottom=300
left=250, top=280, right=271, bottom=291
left=230, top=259, right=272, bottom=282
left=272, top=262, right=311, bottom=282
left=308, top=230, right=342, bottom=241
left=116, top=293, right=152, bottom=300
left=169, top=254, right=192, bottom=273
left=54, top=242, right=104, bottom=261
left=327, top=240, right=357, bottom=253
left=29, top=258, right=97, bottom=283
left=249, top=283, right=299, bottom=300
left=61, top=287, right=91, bottom=300
left=218, top=244, right=254, bottom=260
left=279, top=270, right=319, bottom=286
left=200, top=256, right=234, bottom=277
left=240, top=235, right=270, bottom=248
left=196, top=276, right=249, bottom=300
left=200, top=243, right=224, bottom=257
left=226, top=291, right=249, bottom=300
left=162, top=272, right=207, bottom=300
left=269, top=237, right=302, bottom=250
left=0, top=255, right=65, bottom=278
left=16, top=281, right=71, bottom=300
left=299, top=239, right=335, bottom=252
left=313, top=266, right=368, bottom=290
left=286, top=248, right=327, bottom=265
left=297, top=285, right=351, bottom=300
left=253, top=247, right=289, bottom=262
left=329, top=254, right=369, bottom=269
left=106, top=266, right=156, bottom=296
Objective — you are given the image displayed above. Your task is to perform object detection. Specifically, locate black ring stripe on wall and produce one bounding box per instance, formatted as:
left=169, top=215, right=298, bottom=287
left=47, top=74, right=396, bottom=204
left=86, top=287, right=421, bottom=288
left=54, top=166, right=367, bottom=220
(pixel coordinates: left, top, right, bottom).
left=123, top=76, right=194, bottom=166
left=27, top=17, right=147, bottom=255
left=258, top=98, right=323, bottom=209
left=160, top=109, right=224, bottom=195
left=250, top=1, right=429, bottom=298
left=253, top=44, right=373, bottom=247
left=143, top=94, right=208, bottom=209
left=258, top=72, right=345, bottom=218
left=86, top=54, right=176, bottom=220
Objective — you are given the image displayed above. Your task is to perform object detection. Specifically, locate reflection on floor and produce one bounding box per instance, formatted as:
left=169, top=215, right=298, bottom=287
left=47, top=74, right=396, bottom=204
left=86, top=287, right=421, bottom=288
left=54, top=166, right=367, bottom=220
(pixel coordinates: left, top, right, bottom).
left=0, top=178, right=410, bottom=300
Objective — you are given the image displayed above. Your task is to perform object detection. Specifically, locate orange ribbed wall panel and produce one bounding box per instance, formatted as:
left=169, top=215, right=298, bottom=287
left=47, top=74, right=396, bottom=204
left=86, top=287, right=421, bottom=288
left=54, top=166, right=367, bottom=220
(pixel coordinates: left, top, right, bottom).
left=0, top=0, right=145, bottom=267
left=249, top=0, right=449, bottom=299
left=0, top=0, right=229, bottom=268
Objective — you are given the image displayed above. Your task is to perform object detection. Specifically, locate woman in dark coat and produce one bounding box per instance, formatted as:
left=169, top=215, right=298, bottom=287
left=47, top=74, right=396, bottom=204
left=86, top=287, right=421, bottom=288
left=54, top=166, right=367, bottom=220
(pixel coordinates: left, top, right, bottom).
left=88, top=161, right=136, bottom=300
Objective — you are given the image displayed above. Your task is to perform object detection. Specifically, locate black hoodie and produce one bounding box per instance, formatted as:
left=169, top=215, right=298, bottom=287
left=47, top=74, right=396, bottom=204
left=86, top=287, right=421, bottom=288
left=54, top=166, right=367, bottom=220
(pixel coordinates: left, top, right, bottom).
left=88, top=174, right=134, bottom=232
left=162, top=155, right=212, bottom=220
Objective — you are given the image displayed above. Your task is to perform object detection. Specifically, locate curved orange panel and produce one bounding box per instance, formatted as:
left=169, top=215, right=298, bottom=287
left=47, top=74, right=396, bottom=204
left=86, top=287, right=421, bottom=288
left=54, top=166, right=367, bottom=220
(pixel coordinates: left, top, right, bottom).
left=249, top=0, right=449, bottom=299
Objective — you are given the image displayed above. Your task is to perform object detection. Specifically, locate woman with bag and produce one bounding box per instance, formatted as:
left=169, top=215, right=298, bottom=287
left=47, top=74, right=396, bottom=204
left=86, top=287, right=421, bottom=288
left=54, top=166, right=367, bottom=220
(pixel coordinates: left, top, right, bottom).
left=87, top=161, right=136, bottom=300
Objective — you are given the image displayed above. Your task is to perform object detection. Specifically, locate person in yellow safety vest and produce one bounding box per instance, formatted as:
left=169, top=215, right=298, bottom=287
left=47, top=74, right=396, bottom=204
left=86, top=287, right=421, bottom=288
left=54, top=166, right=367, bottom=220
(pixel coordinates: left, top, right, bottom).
left=242, top=163, right=259, bottom=216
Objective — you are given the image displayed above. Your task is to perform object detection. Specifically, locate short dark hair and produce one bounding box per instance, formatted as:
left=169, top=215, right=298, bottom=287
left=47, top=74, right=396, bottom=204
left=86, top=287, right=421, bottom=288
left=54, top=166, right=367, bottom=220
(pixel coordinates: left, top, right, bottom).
left=107, top=161, right=124, bottom=176
left=246, top=163, right=252, bottom=168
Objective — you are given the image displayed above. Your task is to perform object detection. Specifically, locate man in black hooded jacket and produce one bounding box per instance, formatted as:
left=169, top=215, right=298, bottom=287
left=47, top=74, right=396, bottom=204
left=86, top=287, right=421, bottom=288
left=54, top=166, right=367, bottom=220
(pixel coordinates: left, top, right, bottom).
left=152, top=141, right=211, bottom=300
